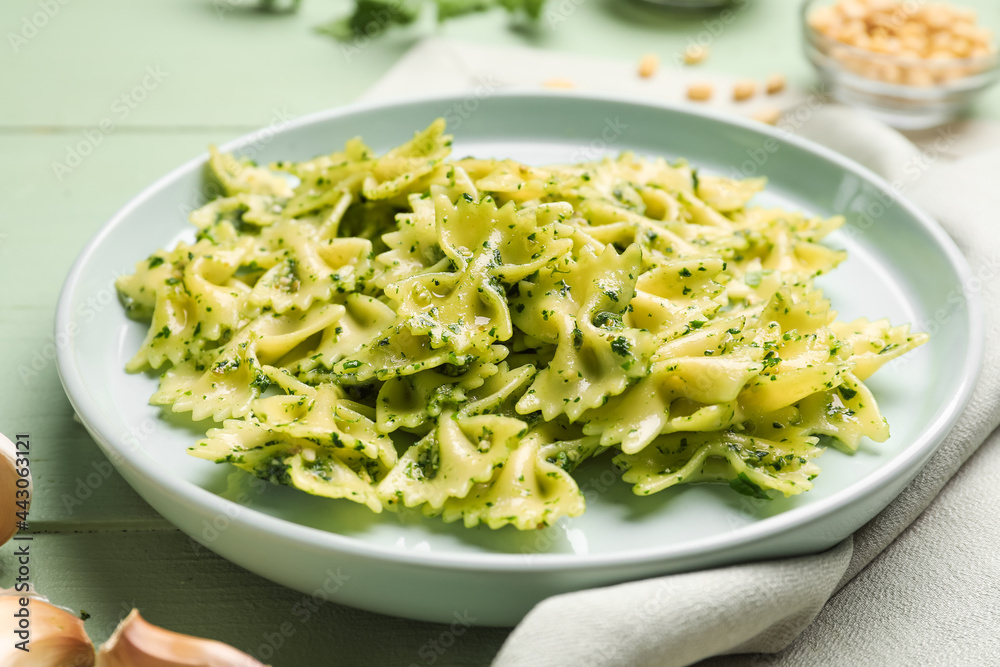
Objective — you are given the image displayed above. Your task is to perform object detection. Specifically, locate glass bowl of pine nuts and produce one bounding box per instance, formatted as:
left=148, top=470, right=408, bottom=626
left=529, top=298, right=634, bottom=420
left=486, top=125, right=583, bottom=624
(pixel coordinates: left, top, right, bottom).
left=802, top=0, right=1000, bottom=129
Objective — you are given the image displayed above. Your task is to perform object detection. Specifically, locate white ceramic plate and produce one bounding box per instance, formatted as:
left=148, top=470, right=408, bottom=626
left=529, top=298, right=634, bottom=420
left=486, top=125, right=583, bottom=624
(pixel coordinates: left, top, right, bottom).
left=56, top=92, right=982, bottom=625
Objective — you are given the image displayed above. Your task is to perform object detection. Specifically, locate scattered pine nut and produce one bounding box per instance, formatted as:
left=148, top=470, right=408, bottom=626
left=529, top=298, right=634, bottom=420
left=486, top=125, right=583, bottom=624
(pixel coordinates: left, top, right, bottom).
left=543, top=78, right=576, bottom=89
left=732, top=79, right=756, bottom=102
left=751, top=106, right=782, bottom=125
left=687, top=82, right=714, bottom=101
left=638, top=53, right=660, bottom=79
left=683, top=44, right=709, bottom=65
left=765, top=73, right=787, bottom=95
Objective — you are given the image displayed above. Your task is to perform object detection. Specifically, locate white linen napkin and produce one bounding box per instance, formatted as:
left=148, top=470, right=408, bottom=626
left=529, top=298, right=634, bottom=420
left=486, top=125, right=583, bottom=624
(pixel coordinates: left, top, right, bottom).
left=361, top=38, right=1000, bottom=665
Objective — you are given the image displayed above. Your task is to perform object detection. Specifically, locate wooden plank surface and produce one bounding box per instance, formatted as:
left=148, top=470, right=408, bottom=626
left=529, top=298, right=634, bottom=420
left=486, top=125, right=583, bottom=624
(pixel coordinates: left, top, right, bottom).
left=0, top=531, right=510, bottom=665
left=4, top=0, right=1000, bottom=663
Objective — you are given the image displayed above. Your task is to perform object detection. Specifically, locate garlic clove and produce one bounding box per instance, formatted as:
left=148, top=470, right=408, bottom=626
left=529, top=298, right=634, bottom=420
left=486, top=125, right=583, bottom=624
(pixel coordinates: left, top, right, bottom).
left=0, top=433, right=31, bottom=546
left=97, top=610, right=268, bottom=667
left=0, top=594, right=95, bottom=666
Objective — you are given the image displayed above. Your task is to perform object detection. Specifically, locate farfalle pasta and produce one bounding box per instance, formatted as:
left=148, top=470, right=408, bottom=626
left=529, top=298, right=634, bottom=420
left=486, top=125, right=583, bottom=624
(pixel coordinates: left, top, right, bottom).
left=117, top=119, right=928, bottom=530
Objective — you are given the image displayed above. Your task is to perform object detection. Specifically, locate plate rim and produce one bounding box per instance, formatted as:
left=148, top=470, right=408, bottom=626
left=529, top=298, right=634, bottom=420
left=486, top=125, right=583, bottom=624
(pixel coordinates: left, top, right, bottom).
left=55, top=90, right=985, bottom=573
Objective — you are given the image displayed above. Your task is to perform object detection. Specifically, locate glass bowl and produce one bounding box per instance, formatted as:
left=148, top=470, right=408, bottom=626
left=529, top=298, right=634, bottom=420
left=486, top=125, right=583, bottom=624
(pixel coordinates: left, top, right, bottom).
left=802, top=0, right=1000, bottom=129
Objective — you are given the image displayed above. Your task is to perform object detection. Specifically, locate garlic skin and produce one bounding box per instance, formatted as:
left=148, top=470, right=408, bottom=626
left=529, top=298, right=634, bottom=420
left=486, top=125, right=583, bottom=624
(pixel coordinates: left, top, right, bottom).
left=0, top=595, right=95, bottom=666
left=0, top=432, right=30, bottom=546
left=97, top=610, right=268, bottom=667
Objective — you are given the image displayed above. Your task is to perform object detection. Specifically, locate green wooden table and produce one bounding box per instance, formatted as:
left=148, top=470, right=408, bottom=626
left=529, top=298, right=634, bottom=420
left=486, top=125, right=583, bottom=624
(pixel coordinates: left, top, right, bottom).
left=2, top=1, right=998, bottom=664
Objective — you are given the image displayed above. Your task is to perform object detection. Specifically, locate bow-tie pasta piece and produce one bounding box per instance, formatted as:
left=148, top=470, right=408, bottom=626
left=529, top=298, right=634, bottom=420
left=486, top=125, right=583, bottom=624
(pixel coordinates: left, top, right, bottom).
left=191, top=416, right=390, bottom=513
left=468, top=159, right=553, bottom=205
left=375, top=358, right=501, bottom=433
left=250, top=375, right=396, bottom=463
left=627, top=257, right=727, bottom=342
left=615, top=424, right=822, bottom=499
left=796, top=372, right=889, bottom=452
left=733, top=208, right=848, bottom=279
left=151, top=303, right=343, bottom=422
left=572, top=201, right=712, bottom=282
left=118, top=242, right=250, bottom=372
left=381, top=194, right=574, bottom=355
left=375, top=193, right=449, bottom=288
left=457, top=362, right=537, bottom=419
left=377, top=413, right=527, bottom=512
left=437, top=430, right=587, bottom=530
left=737, top=287, right=852, bottom=415
left=361, top=118, right=453, bottom=201
left=831, top=318, right=929, bottom=380
left=247, top=220, right=373, bottom=314
left=207, top=145, right=294, bottom=198
left=694, top=174, right=767, bottom=213
left=584, top=316, right=764, bottom=453
left=289, top=293, right=396, bottom=382
left=513, top=243, right=657, bottom=421
left=188, top=192, right=286, bottom=231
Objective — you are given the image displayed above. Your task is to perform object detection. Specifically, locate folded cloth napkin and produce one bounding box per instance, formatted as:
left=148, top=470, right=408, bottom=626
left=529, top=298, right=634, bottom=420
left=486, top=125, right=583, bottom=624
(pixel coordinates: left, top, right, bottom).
left=493, top=106, right=1000, bottom=667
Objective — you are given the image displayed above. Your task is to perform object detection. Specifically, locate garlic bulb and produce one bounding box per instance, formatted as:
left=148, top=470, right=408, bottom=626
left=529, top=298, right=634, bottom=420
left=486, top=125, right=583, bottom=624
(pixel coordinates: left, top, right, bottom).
left=97, top=610, right=268, bottom=666
left=0, top=432, right=30, bottom=546
left=0, top=594, right=95, bottom=666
